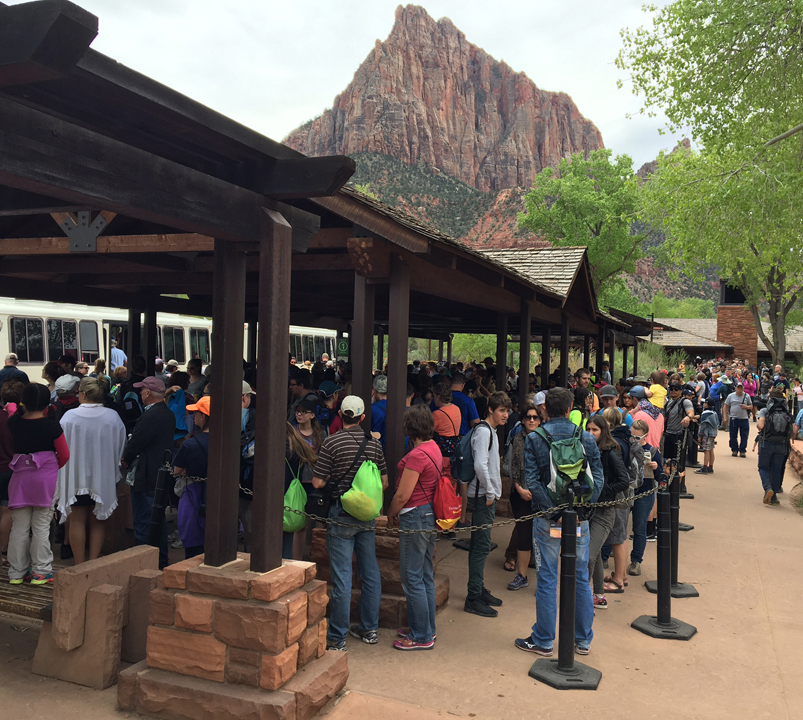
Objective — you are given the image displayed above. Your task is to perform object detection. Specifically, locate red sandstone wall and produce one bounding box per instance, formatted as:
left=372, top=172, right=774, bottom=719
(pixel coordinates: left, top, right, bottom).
left=717, top=305, right=757, bottom=367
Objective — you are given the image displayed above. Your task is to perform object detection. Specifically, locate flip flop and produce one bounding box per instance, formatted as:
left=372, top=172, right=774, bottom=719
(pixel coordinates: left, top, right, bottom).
left=604, top=579, right=625, bottom=594
left=604, top=574, right=628, bottom=587
left=503, top=559, right=516, bottom=572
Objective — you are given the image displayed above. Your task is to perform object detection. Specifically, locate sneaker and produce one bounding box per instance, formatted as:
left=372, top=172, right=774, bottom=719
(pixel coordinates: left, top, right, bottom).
left=627, top=561, right=641, bottom=576
left=168, top=529, right=180, bottom=542
left=707, top=467, right=714, bottom=474
left=507, top=574, right=529, bottom=591
left=602, top=559, right=609, bottom=569
left=30, top=572, right=54, bottom=585
left=326, top=640, right=347, bottom=651
left=397, top=627, right=436, bottom=641
left=481, top=588, right=503, bottom=607
left=770, top=496, right=781, bottom=506
left=694, top=467, right=708, bottom=474
left=777, top=487, right=784, bottom=494
left=464, top=597, right=498, bottom=617
left=593, top=594, right=607, bottom=609
left=59, top=544, right=74, bottom=560
left=575, top=645, right=590, bottom=656
left=732, top=451, right=738, bottom=457
left=393, top=636, right=434, bottom=651
left=763, top=489, right=774, bottom=505
left=348, top=625, right=378, bottom=644
left=514, top=637, right=552, bottom=655
left=739, top=452, right=747, bottom=458
left=9, top=568, right=32, bottom=585
left=646, top=532, right=657, bottom=543
left=171, top=538, right=184, bottom=549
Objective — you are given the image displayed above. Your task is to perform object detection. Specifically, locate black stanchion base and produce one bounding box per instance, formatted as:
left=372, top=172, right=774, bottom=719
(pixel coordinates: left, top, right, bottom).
left=645, top=580, right=700, bottom=598
left=685, top=462, right=701, bottom=468
left=528, top=658, right=602, bottom=690
left=678, top=522, right=694, bottom=532
left=631, top=614, right=697, bottom=640
left=452, top=539, right=498, bottom=552
left=679, top=492, right=695, bottom=499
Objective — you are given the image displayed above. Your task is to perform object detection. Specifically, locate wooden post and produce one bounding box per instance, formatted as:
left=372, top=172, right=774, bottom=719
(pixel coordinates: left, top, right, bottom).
left=496, top=314, right=508, bottom=391
left=596, top=328, right=605, bottom=381
left=518, top=300, right=531, bottom=412
left=376, top=327, right=384, bottom=372
left=352, top=274, right=375, bottom=430
left=608, top=329, right=617, bottom=384
left=127, top=308, right=141, bottom=379
left=541, top=328, right=551, bottom=389
left=633, top=340, right=640, bottom=375
left=247, top=318, right=258, bottom=367
left=583, top=335, right=591, bottom=369
left=559, top=313, right=570, bottom=388
left=205, top=239, right=247, bottom=567
left=437, top=340, right=443, bottom=364
left=250, top=210, right=292, bottom=573
left=446, top=335, right=453, bottom=366
left=386, top=255, right=410, bottom=483
left=143, top=305, right=157, bottom=377
left=622, top=344, right=629, bottom=382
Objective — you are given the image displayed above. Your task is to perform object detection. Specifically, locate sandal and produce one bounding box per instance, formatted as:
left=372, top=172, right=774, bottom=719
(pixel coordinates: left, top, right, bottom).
left=604, top=579, right=625, bottom=594
left=503, top=559, right=516, bottom=572
left=604, top=574, right=628, bottom=587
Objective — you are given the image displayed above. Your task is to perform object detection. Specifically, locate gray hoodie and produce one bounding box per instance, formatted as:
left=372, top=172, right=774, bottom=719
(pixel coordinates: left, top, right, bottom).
left=467, top=422, right=502, bottom=502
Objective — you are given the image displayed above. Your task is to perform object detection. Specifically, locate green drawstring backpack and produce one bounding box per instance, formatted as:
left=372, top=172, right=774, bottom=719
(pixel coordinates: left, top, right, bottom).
left=340, top=434, right=383, bottom=521
left=283, top=459, right=308, bottom=532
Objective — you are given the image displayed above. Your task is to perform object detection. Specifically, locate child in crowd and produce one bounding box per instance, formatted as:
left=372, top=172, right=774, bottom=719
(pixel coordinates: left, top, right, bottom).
left=645, top=370, right=668, bottom=410
left=696, top=397, right=719, bottom=474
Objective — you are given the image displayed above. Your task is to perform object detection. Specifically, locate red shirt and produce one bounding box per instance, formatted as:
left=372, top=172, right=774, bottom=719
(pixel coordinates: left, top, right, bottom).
left=396, top=440, right=441, bottom=509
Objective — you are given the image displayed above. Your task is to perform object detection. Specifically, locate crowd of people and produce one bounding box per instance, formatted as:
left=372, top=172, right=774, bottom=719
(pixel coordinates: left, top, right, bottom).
left=0, top=347, right=798, bottom=658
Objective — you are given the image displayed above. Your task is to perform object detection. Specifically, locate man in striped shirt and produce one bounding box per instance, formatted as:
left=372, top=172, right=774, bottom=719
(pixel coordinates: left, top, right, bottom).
left=313, top=395, right=388, bottom=651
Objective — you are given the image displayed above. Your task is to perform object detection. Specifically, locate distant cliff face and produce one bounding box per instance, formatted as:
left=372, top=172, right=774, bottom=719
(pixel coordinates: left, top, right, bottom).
left=284, top=4, right=604, bottom=193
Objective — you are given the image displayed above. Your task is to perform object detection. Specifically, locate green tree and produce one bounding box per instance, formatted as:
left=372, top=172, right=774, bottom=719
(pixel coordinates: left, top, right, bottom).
left=450, top=334, right=498, bottom=364
left=518, top=149, right=644, bottom=294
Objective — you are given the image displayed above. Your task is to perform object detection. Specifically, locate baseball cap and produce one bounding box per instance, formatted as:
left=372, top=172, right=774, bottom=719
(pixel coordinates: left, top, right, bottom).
left=341, top=395, right=365, bottom=419
left=57, top=354, right=75, bottom=365
left=632, top=375, right=649, bottom=384
left=186, top=395, right=210, bottom=416
left=166, top=359, right=179, bottom=368
left=133, top=376, right=166, bottom=393
left=242, top=381, right=254, bottom=395
left=669, top=383, right=684, bottom=391
left=599, top=384, right=618, bottom=398
left=297, top=396, right=319, bottom=413
left=318, top=380, right=341, bottom=398
left=55, top=374, right=81, bottom=395
left=627, top=385, right=647, bottom=399
left=373, top=375, right=388, bottom=394
left=534, top=391, right=546, bottom=406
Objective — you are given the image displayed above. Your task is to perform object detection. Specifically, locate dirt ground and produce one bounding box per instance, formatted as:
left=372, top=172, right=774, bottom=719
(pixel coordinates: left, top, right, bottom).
left=3, top=424, right=803, bottom=720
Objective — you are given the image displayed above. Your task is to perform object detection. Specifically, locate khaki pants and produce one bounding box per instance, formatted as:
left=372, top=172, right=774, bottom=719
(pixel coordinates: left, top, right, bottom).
left=8, top=506, right=53, bottom=578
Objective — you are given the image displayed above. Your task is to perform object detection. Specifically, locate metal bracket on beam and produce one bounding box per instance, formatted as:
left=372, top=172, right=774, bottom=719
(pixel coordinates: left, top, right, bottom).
left=52, top=210, right=115, bottom=252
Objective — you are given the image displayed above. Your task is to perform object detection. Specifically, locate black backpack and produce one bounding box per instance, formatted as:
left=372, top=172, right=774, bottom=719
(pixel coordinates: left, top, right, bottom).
left=763, top=400, right=793, bottom=441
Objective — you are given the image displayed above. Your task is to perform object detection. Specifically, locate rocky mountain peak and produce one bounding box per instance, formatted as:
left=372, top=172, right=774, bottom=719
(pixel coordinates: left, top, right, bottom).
left=283, top=5, right=604, bottom=193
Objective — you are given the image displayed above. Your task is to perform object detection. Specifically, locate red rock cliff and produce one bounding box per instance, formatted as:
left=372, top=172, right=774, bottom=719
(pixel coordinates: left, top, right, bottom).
left=283, top=4, right=604, bottom=193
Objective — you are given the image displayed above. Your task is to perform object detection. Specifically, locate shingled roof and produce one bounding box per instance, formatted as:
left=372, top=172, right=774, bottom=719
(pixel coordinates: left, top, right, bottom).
left=480, top=247, right=587, bottom=297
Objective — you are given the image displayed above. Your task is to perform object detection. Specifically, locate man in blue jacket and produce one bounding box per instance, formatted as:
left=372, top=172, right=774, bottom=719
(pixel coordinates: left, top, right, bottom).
left=515, top=387, right=604, bottom=657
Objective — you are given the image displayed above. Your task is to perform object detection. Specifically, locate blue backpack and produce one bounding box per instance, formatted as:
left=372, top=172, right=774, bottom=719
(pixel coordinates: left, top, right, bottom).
left=450, top=421, right=493, bottom=483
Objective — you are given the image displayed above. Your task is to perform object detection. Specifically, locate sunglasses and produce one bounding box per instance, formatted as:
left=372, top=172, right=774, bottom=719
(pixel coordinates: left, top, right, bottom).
left=524, top=414, right=539, bottom=420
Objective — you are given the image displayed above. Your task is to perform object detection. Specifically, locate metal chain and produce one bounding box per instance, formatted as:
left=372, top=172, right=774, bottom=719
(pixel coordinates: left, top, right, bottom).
left=160, top=428, right=686, bottom=536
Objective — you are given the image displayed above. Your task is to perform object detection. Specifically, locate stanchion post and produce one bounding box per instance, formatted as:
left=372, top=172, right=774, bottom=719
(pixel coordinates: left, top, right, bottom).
left=147, top=450, right=173, bottom=548
left=632, top=488, right=697, bottom=639
left=529, top=488, right=601, bottom=690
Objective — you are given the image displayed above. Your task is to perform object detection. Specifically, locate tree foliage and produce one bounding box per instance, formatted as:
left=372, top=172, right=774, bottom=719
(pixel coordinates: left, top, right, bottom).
left=518, top=149, right=644, bottom=294
left=599, top=278, right=715, bottom=319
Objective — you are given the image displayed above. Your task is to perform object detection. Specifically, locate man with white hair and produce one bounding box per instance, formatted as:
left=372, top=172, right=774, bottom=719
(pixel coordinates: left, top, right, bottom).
left=110, top=339, right=127, bottom=373
left=0, top=353, right=28, bottom=391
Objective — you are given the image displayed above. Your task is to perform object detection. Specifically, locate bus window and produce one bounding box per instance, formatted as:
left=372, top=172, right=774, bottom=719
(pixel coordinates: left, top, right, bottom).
left=293, top=335, right=302, bottom=362
left=79, top=321, right=99, bottom=363
left=190, top=329, right=210, bottom=364
left=314, top=336, right=325, bottom=362
left=302, top=335, right=314, bottom=364
left=328, top=337, right=336, bottom=359
left=47, top=319, right=78, bottom=361
left=162, top=326, right=186, bottom=364
left=11, top=317, right=44, bottom=363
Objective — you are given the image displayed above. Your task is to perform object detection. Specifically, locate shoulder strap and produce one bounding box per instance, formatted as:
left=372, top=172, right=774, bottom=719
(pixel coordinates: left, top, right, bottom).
left=435, top=407, right=458, bottom=435
left=534, top=426, right=554, bottom=445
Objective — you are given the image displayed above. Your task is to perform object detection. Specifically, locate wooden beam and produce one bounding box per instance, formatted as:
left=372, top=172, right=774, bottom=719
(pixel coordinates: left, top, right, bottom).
left=291, top=253, right=354, bottom=273
left=0, top=95, right=263, bottom=242
left=633, top=340, right=640, bottom=376
left=251, top=209, right=292, bottom=573
left=205, top=240, right=247, bottom=567
left=0, top=256, right=190, bottom=275
left=559, top=313, right=570, bottom=388
left=622, top=344, right=629, bottom=382
left=583, top=335, right=592, bottom=370
left=351, top=274, right=375, bottom=431
left=541, top=328, right=551, bottom=389
left=143, top=305, right=157, bottom=376
left=0, top=0, right=97, bottom=88
left=518, top=299, right=532, bottom=413
left=0, top=187, right=87, bottom=217
left=307, top=227, right=353, bottom=249
left=347, top=237, right=390, bottom=278
left=127, top=309, right=141, bottom=378
left=257, top=156, right=356, bottom=199
left=0, top=233, right=215, bottom=255
left=386, top=254, right=410, bottom=485
left=496, top=315, right=508, bottom=390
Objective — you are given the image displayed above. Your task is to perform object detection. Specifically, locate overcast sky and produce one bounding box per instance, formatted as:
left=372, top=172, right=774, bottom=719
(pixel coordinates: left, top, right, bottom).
left=22, top=0, right=686, bottom=170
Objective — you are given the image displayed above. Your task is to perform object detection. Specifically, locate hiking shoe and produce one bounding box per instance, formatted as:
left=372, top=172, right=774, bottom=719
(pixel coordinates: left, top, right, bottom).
left=393, top=637, right=434, bottom=651
left=507, top=574, right=529, bottom=591
left=627, top=561, right=641, bottom=576
left=397, top=627, right=436, bottom=641
left=763, top=489, right=774, bottom=505
left=349, top=625, right=378, bottom=644
left=593, top=594, right=607, bottom=609
left=770, top=496, right=781, bottom=506
left=481, top=588, right=503, bottom=607
left=59, top=544, right=73, bottom=560
left=777, top=487, right=784, bottom=494
left=602, top=559, right=609, bottom=569
left=732, top=451, right=738, bottom=457
left=514, top=637, right=552, bottom=655
left=326, top=640, right=346, bottom=651
left=464, top=598, right=498, bottom=617
left=694, top=467, right=707, bottom=474
left=575, top=645, right=590, bottom=656
left=739, top=452, right=747, bottom=458
left=30, top=572, right=54, bottom=585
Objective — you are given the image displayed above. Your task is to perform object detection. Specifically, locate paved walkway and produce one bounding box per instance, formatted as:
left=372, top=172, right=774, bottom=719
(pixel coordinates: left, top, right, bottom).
left=2, top=423, right=802, bottom=720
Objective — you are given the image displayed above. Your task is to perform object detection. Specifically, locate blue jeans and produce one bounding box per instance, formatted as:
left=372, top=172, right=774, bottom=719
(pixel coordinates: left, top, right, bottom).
left=132, top=489, right=168, bottom=569
left=758, top=442, right=788, bottom=493
left=281, top=532, right=294, bottom=559
left=326, top=504, right=381, bottom=644
left=729, top=418, right=750, bottom=453
left=531, top=516, right=594, bottom=650
left=630, top=491, right=654, bottom=564
left=399, top=503, right=437, bottom=643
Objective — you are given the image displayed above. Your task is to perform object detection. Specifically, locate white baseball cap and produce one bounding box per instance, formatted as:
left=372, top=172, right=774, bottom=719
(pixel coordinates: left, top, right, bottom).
left=534, top=391, right=546, bottom=406
left=340, top=395, right=365, bottom=419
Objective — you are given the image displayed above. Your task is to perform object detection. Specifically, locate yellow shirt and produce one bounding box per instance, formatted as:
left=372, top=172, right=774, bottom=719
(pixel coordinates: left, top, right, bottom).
left=649, top=384, right=667, bottom=409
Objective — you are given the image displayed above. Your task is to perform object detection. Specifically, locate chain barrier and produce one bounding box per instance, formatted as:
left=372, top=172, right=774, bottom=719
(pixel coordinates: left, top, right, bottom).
left=161, top=429, right=688, bottom=537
